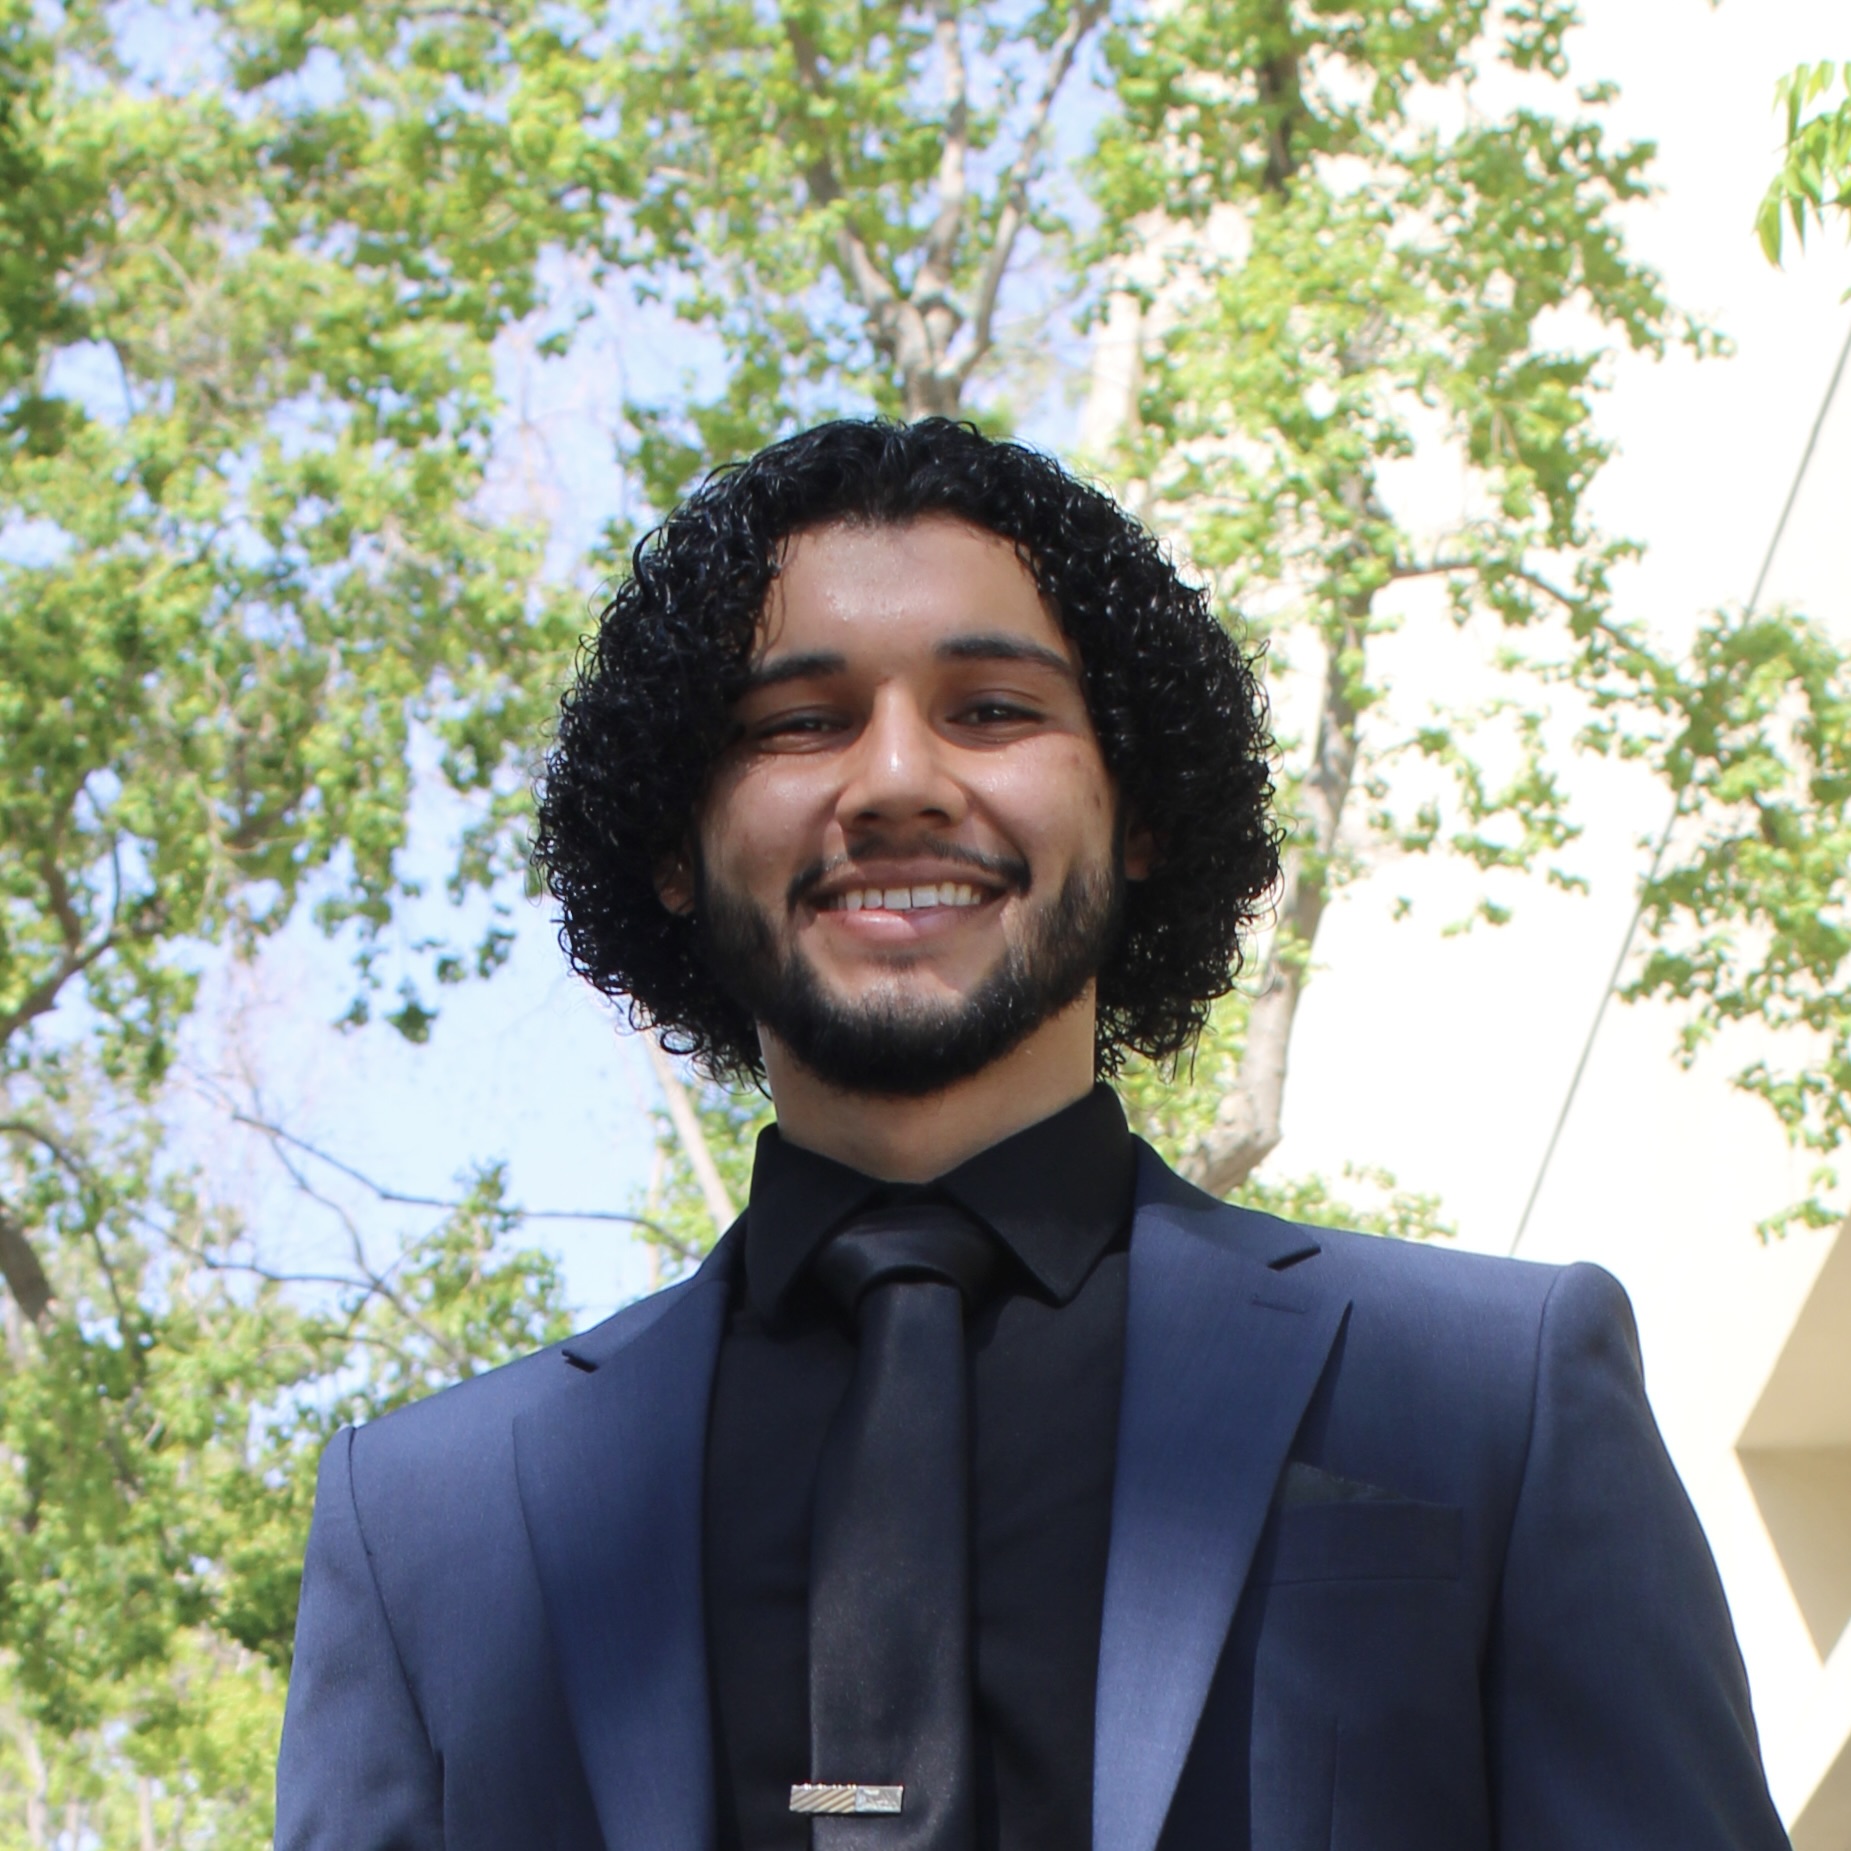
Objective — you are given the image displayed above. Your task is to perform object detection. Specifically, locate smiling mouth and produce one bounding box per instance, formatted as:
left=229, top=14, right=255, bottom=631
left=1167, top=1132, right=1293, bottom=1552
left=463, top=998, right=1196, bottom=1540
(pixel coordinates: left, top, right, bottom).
left=820, top=882, right=988, bottom=913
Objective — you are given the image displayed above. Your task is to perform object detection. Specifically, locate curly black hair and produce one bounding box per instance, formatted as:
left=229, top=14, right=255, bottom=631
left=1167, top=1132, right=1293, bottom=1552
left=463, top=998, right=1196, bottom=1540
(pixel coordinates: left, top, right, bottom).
left=531, top=417, right=1279, bottom=1082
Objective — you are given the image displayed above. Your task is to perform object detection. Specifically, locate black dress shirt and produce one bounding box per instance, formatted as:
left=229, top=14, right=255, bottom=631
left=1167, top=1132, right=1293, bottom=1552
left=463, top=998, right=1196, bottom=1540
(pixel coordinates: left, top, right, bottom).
left=704, top=1085, right=1138, bottom=1851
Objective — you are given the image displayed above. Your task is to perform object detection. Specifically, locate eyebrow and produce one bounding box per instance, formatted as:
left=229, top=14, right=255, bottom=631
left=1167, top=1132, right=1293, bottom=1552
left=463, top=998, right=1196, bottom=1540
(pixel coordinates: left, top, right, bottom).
left=735, top=631, right=1078, bottom=696
left=734, top=650, right=849, bottom=695
left=935, top=632, right=1078, bottom=680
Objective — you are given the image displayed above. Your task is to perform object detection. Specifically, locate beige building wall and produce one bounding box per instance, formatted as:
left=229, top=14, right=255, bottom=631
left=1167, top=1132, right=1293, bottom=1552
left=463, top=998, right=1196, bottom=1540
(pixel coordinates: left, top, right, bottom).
left=1735, top=1224, right=1851, bottom=1844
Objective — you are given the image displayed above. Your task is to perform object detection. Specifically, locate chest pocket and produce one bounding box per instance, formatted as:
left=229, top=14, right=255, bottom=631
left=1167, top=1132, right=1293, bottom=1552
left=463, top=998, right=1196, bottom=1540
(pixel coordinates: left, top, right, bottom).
left=1268, top=1497, right=1463, bottom=1584
left=1247, top=1498, right=1481, bottom=1851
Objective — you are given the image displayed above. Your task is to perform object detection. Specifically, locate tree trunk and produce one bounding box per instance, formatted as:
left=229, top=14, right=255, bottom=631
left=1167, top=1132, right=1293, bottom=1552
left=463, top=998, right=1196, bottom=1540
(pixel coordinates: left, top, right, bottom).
left=792, top=0, right=1103, bottom=427
left=903, top=367, right=964, bottom=419
left=0, top=1198, right=53, bottom=1324
left=645, top=1039, right=739, bottom=1238
left=1179, top=605, right=1364, bottom=1197
left=1077, top=263, right=1371, bottom=1198
left=889, top=302, right=964, bottom=418
left=11, top=1714, right=48, bottom=1849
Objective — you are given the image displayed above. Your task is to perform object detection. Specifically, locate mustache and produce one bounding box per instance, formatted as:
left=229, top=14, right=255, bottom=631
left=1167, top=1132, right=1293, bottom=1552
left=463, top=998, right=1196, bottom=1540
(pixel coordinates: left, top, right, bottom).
left=787, top=841, right=1032, bottom=910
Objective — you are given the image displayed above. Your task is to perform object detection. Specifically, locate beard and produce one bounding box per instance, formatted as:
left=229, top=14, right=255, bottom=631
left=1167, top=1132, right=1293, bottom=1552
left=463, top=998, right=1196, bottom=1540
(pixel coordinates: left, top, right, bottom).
left=694, top=853, right=1125, bottom=1098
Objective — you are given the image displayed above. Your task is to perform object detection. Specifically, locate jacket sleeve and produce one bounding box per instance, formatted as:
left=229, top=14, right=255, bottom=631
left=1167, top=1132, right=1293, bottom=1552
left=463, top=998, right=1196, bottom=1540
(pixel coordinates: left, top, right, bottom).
left=1488, top=1262, right=1789, bottom=1849
left=276, top=1427, right=446, bottom=1851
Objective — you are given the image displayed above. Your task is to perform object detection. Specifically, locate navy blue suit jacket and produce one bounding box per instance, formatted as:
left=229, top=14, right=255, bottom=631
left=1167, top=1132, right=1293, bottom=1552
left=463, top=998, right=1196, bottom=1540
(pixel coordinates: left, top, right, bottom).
left=276, top=1147, right=1788, bottom=1850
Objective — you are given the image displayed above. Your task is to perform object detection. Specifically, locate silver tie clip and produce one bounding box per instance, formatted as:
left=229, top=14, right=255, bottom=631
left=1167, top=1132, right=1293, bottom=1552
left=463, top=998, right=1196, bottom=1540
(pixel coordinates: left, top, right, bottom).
left=789, top=1785, right=904, bottom=1815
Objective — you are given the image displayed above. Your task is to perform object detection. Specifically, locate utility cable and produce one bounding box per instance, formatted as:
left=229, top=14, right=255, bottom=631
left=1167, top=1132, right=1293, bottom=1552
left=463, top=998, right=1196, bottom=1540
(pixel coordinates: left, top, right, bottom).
left=1508, top=314, right=1851, bottom=1256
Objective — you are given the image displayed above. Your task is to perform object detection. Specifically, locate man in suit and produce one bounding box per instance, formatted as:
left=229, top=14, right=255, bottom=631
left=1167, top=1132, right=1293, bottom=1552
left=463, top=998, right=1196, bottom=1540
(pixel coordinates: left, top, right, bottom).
left=277, top=417, right=1789, bottom=1851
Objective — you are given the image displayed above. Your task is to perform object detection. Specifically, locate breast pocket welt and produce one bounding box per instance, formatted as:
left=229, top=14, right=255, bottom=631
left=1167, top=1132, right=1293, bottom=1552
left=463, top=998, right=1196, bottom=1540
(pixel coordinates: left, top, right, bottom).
left=1249, top=1499, right=1486, bottom=1851
left=1267, top=1497, right=1464, bottom=1584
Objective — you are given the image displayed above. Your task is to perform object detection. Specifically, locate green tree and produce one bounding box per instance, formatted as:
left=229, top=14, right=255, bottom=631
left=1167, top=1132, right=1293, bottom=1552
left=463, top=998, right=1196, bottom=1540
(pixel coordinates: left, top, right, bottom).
left=1757, top=59, right=1851, bottom=264
left=1082, top=0, right=1716, bottom=1192
left=631, top=4, right=1851, bottom=1251
left=617, top=0, right=1700, bottom=1246
left=1605, top=609, right=1851, bottom=1236
left=602, top=0, right=1111, bottom=503
left=1601, top=53, right=1851, bottom=1236
left=0, top=0, right=630, bottom=1825
left=0, top=0, right=628, bottom=1296
left=0, top=1065, right=575, bottom=1842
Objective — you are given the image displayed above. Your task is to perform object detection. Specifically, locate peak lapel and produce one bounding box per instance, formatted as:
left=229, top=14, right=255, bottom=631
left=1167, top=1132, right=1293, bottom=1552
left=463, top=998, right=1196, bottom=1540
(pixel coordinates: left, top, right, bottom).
left=1093, top=1163, right=1347, bottom=1851
left=513, top=1243, right=735, bottom=1851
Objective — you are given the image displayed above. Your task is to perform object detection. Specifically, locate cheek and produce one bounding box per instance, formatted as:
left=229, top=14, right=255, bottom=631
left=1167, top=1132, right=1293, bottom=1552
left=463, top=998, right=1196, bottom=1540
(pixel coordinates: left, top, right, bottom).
left=978, top=742, right=1119, bottom=858
left=700, top=763, right=836, bottom=887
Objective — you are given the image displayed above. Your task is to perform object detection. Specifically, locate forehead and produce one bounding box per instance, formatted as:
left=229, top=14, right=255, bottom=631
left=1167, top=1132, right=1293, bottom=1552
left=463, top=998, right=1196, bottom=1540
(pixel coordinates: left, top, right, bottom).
left=756, top=514, right=1070, bottom=662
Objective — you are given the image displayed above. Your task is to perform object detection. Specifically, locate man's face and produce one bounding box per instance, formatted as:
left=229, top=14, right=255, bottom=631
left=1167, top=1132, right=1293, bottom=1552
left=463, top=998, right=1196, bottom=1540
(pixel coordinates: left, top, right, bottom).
left=666, top=515, right=1147, bottom=1095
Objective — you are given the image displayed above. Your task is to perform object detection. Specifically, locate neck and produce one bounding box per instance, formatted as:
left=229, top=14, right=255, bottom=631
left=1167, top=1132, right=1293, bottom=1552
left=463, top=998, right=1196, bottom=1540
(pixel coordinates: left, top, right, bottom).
left=761, top=993, right=1099, bottom=1182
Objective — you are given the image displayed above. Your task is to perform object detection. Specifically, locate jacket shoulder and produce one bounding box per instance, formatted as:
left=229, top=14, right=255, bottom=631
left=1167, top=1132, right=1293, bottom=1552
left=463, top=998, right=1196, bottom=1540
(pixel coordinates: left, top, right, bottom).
left=1132, top=1140, right=1632, bottom=1371
left=346, top=1267, right=711, bottom=1476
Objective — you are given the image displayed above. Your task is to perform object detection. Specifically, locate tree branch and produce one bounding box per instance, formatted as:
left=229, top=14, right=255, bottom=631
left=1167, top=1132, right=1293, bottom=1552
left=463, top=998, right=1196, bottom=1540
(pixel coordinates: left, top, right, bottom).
left=1388, top=554, right=1581, bottom=610
left=644, top=1039, right=739, bottom=1239
left=256, top=1133, right=476, bottom=1373
left=0, top=841, right=130, bottom=1048
left=226, top=1109, right=666, bottom=1234
left=1182, top=600, right=1365, bottom=1196
left=0, top=1118, right=88, bottom=1182
left=1255, top=40, right=1305, bottom=194
left=783, top=16, right=904, bottom=332
left=0, top=1198, right=54, bottom=1326
left=0, top=956, right=89, bottom=1048
left=915, top=0, right=971, bottom=308
left=957, top=0, right=1105, bottom=385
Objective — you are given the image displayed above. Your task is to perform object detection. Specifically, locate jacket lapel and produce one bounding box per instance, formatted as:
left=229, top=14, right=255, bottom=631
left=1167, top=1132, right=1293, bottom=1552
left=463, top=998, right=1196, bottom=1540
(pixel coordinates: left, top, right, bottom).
left=513, top=1232, right=738, bottom=1851
left=1093, top=1155, right=1347, bottom=1851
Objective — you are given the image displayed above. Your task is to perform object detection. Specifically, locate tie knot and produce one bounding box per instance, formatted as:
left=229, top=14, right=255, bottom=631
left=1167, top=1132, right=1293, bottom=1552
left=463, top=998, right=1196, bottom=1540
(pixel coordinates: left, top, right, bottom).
left=812, top=1199, right=999, bottom=1317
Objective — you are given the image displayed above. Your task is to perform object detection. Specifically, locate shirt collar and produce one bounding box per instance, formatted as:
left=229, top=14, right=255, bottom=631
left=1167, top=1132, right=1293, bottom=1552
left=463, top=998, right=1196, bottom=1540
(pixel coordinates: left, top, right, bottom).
left=743, top=1085, right=1137, bottom=1322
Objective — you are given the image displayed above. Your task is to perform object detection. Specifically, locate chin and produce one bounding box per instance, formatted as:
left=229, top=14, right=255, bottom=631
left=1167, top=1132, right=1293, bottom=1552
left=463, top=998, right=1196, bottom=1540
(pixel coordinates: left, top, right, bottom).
left=824, top=971, right=987, bottom=1018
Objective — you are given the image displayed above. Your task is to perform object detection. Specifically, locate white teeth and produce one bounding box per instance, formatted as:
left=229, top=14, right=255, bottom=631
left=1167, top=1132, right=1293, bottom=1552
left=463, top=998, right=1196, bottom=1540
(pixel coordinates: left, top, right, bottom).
left=825, top=883, right=988, bottom=911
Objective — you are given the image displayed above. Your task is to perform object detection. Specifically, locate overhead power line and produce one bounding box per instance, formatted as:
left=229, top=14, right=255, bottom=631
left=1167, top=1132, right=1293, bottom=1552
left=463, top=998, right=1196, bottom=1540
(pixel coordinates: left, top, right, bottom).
left=1508, top=315, right=1851, bottom=1257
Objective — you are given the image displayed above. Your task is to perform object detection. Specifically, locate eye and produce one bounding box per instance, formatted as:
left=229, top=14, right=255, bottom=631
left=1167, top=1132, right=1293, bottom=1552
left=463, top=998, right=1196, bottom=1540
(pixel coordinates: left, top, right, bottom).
left=748, top=708, right=848, bottom=746
left=955, top=698, right=1043, bottom=728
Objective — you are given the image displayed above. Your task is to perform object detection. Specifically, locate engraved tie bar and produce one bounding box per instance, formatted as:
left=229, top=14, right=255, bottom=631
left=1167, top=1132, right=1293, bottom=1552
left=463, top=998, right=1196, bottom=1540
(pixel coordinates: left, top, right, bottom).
left=789, top=1784, right=905, bottom=1815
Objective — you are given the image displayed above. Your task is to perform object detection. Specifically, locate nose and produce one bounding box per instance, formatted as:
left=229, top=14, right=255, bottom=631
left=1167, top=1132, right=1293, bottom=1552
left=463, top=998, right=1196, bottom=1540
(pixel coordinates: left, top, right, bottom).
left=836, top=687, right=968, bottom=831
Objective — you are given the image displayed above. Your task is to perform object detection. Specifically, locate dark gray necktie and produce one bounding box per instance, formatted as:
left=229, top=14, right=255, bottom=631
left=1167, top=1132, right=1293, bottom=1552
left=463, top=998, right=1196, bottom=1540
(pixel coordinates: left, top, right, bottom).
left=795, top=1200, right=998, bottom=1850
